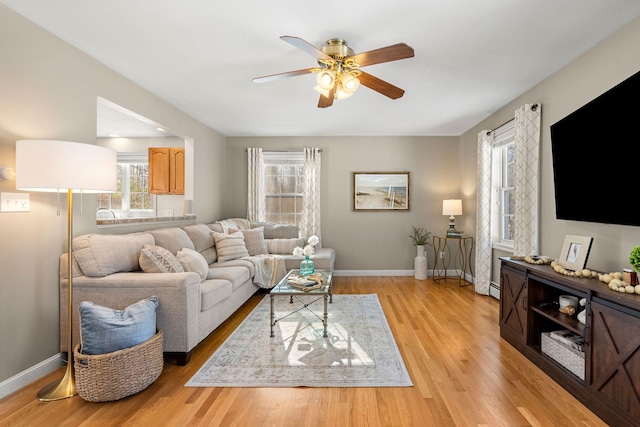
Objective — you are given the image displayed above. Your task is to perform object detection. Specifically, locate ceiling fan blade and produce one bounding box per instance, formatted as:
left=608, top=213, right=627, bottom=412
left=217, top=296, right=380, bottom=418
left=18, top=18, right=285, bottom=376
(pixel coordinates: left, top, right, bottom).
left=253, top=68, right=316, bottom=83
left=318, top=86, right=336, bottom=108
left=280, top=36, right=333, bottom=61
left=349, top=43, right=414, bottom=67
left=358, top=71, right=405, bottom=99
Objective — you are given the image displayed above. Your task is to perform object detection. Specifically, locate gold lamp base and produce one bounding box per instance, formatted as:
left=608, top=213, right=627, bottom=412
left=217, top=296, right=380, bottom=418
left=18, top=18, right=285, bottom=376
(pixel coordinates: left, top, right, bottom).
left=37, top=362, right=76, bottom=401
left=37, top=188, right=77, bottom=402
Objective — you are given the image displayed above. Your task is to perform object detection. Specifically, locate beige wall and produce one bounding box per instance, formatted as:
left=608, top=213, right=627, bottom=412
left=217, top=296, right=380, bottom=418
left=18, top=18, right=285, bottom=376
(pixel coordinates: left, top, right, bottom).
left=0, top=6, right=225, bottom=385
left=459, top=17, right=640, bottom=282
left=225, top=137, right=460, bottom=271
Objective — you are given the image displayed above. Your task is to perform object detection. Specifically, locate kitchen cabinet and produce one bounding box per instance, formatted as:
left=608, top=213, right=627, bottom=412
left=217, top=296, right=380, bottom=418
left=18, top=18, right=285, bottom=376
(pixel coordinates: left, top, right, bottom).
left=149, top=147, right=184, bottom=195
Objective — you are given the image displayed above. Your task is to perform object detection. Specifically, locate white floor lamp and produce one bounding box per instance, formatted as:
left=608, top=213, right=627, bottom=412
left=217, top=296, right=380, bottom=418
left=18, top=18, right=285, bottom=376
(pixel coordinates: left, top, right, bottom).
left=16, top=140, right=116, bottom=401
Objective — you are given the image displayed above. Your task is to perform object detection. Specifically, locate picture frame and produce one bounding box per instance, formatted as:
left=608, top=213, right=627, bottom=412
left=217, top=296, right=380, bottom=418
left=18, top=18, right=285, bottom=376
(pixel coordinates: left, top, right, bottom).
left=352, top=171, right=410, bottom=211
left=558, top=235, right=593, bottom=271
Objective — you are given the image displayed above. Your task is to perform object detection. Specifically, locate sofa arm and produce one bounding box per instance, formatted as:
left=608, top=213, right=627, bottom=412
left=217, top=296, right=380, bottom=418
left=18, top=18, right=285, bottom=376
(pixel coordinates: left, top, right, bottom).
left=60, top=271, right=201, bottom=355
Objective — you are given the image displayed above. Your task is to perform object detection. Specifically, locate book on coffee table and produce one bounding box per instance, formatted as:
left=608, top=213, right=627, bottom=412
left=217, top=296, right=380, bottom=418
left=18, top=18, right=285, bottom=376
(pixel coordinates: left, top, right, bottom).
left=287, top=274, right=324, bottom=291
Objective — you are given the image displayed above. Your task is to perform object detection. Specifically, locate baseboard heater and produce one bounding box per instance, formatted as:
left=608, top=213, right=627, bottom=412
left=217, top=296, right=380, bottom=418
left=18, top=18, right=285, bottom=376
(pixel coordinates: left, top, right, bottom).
left=489, top=281, right=500, bottom=300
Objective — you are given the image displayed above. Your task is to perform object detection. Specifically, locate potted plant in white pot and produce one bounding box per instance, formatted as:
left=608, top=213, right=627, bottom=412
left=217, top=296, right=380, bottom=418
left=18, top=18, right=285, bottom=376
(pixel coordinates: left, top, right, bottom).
left=410, top=225, right=432, bottom=280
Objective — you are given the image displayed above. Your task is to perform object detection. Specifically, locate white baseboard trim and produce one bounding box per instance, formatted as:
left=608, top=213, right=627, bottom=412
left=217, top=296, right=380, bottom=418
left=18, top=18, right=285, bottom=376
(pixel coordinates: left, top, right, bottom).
left=333, top=269, right=474, bottom=282
left=334, top=270, right=415, bottom=276
left=0, top=353, right=63, bottom=399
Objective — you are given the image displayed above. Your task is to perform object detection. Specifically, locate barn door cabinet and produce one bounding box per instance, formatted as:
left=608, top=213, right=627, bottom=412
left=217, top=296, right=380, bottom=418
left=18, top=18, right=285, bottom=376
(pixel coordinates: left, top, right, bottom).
left=149, top=147, right=185, bottom=195
left=499, top=257, right=640, bottom=427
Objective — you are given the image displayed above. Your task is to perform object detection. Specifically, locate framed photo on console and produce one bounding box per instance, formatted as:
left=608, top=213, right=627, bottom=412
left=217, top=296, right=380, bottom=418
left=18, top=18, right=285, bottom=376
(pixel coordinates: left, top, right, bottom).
left=352, top=171, right=410, bottom=211
left=558, top=235, right=593, bottom=271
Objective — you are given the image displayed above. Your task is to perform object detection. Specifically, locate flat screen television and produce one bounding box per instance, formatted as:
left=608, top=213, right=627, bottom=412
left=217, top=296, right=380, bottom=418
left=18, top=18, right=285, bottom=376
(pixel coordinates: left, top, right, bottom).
left=550, top=69, right=640, bottom=227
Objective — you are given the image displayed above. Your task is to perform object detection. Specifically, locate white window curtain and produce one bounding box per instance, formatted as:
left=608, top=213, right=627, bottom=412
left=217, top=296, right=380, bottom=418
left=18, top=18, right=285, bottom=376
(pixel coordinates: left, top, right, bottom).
left=475, top=131, right=494, bottom=295
left=513, top=104, right=541, bottom=256
left=247, top=147, right=265, bottom=222
left=300, top=147, right=322, bottom=244
left=474, top=103, right=541, bottom=295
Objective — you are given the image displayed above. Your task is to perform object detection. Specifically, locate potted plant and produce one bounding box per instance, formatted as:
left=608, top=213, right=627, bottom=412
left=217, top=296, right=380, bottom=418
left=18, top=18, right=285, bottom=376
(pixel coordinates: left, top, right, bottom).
left=410, top=225, right=432, bottom=280
left=630, top=246, right=640, bottom=272
left=410, top=225, right=432, bottom=247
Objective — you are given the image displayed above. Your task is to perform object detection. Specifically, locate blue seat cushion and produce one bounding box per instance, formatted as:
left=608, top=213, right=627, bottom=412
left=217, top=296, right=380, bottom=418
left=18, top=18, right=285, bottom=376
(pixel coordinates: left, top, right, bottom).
left=78, top=296, right=158, bottom=355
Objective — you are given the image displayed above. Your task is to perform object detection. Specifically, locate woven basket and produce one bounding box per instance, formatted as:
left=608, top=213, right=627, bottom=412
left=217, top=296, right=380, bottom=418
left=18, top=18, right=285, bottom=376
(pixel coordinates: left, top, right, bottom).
left=74, top=330, right=164, bottom=402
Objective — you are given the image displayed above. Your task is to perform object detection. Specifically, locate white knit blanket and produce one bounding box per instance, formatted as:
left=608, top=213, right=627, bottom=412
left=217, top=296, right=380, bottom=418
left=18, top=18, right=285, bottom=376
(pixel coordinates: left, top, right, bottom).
left=245, top=254, right=287, bottom=289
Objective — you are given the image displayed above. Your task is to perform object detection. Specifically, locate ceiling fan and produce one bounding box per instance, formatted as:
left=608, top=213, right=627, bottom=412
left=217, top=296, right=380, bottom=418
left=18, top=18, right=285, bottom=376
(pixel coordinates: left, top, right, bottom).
left=253, top=36, right=415, bottom=108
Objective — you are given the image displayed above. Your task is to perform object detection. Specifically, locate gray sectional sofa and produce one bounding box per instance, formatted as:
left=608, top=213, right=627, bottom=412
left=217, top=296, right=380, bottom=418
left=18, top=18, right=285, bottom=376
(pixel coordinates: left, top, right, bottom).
left=59, top=218, right=335, bottom=365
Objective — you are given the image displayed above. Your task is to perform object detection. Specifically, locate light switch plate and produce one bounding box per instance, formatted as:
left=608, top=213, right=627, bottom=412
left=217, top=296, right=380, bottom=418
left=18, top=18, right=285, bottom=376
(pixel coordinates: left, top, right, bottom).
left=1, top=192, right=30, bottom=212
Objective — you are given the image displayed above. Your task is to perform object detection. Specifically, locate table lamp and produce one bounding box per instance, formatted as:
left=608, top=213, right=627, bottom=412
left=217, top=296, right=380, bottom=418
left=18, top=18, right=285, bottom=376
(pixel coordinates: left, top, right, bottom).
left=16, top=140, right=117, bottom=401
left=442, top=199, right=462, bottom=236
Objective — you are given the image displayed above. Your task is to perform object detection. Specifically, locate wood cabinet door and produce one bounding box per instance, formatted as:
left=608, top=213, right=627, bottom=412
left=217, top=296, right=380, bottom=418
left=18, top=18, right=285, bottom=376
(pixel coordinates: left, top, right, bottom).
left=149, top=147, right=171, bottom=194
left=500, top=266, right=528, bottom=342
left=170, top=148, right=185, bottom=195
left=588, top=300, right=640, bottom=419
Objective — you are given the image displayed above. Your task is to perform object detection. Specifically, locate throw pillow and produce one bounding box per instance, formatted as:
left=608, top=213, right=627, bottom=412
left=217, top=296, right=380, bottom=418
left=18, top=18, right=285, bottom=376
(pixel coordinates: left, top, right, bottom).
left=139, top=245, right=185, bottom=273
left=79, top=296, right=158, bottom=355
left=177, top=247, right=209, bottom=282
left=211, top=230, right=250, bottom=262
left=231, top=227, right=268, bottom=256
left=266, top=237, right=306, bottom=254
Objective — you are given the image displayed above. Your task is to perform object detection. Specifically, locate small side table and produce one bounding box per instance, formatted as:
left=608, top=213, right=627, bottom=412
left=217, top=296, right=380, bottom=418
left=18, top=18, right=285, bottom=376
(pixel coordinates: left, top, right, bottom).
left=433, top=235, right=473, bottom=287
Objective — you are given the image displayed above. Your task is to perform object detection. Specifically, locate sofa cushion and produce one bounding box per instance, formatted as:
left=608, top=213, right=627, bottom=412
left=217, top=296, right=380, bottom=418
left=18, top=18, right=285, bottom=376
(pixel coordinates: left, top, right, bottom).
left=216, top=218, right=251, bottom=233
left=211, top=231, right=250, bottom=262
left=149, top=227, right=194, bottom=255
left=182, top=223, right=215, bottom=252
left=200, top=280, right=233, bottom=311
left=139, top=245, right=185, bottom=273
left=73, top=233, right=154, bottom=277
left=78, top=296, right=158, bottom=355
left=177, top=247, right=209, bottom=282
left=207, top=265, right=251, bottom=291
left=251, top=222, right=299, bottom=239
left=266, top=237, right=306, bottom=255
left=233, top=227, right=268, bottom=256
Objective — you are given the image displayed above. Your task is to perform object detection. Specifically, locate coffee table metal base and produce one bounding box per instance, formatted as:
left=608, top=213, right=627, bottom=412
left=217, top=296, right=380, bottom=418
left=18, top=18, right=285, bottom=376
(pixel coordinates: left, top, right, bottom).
left=269, top=269, right=333, bottom=339
left=269, top=294, right=328, bottom=338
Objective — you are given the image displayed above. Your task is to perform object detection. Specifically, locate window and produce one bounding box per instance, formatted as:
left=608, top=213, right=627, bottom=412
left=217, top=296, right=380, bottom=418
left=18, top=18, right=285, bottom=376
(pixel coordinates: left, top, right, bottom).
left=491, top=121, right=515, bottom=251
left=263, top=151, right=304, bottom=226
left=97, top=153, right=155, bottom=217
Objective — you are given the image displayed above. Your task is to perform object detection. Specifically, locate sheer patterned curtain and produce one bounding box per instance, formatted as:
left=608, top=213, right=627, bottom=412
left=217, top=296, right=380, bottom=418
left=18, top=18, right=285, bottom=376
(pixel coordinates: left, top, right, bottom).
left=300, top=147, right=322, bottom=244
left=513, top=104, right=541, bottom=256
left=474, top=131, right=494, bottom=295
left=474, top=103, right=542, bottom=295
left=246, top=147, right=265, bottom=222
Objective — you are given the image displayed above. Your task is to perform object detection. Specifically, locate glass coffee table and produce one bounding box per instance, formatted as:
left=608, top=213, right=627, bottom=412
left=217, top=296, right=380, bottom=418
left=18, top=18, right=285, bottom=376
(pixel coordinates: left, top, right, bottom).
left=269, top=269, right=333, bottom=338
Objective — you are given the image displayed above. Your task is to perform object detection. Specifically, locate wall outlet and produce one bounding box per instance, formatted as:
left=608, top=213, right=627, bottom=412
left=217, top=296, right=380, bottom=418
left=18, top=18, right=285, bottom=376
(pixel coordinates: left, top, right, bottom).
left=439, top=251, right=444, bottom=259
left=1, top=192, right=30, bottom=212
left=163, top=209, right=174, bottom=217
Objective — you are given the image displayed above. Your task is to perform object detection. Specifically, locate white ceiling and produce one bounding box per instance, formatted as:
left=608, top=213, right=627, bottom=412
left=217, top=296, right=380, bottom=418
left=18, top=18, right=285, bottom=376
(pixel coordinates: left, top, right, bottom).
left=3, top=1, right=640, bottom=137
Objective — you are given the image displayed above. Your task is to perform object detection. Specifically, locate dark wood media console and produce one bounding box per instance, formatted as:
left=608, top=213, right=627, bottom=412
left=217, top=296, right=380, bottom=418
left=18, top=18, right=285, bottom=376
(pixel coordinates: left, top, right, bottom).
left=500, top=258, right=640, bottom=427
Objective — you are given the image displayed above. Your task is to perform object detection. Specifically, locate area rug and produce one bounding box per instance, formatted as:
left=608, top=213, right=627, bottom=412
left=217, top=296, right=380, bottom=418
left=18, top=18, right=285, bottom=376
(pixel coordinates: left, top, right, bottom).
left=185, top=294, right=413, bottom=387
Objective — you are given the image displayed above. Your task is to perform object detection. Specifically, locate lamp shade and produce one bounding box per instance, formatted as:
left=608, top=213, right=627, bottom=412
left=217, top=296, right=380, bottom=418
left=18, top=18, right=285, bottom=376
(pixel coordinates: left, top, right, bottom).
left=16, top=140, right=117, bottom=193
left=442, top=199, right=462, bottom=216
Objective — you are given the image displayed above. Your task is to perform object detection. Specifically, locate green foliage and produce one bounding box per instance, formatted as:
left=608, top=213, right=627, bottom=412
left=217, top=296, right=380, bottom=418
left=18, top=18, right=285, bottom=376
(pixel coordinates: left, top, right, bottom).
left=410, top=225, right=432, bottom=246
left=630, top=246, right=640, bottom=271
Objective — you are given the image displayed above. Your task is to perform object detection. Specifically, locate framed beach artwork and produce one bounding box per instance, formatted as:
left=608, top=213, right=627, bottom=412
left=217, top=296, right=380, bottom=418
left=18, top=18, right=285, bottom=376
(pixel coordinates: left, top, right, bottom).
left=352, top=171, right=410, bottom=211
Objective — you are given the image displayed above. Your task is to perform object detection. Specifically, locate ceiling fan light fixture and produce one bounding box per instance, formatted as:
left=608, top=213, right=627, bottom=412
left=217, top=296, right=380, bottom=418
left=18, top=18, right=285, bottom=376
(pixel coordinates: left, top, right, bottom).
left=316, top=70, right=335, bottom=90
left=314, top=85, right=331, bottom=98
left=335, top=83, right=354, bottom=100
left=341, top=73, right=360, bottom=94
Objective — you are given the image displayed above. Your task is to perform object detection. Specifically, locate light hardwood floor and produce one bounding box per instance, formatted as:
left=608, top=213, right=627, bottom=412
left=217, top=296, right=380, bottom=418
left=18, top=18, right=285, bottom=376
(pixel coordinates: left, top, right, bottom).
left=0, top=277, right=607, bottom=426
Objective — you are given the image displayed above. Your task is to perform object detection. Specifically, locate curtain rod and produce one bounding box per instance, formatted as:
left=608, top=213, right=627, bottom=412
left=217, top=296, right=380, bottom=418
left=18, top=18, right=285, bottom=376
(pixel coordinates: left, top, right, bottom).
left=486, top=103, right=538, bottom=135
